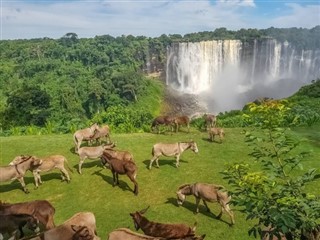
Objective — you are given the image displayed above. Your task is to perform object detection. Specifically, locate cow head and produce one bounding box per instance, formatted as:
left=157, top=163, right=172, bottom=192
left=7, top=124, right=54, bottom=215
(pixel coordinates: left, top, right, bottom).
left=130, top=206, right=150, bottom=230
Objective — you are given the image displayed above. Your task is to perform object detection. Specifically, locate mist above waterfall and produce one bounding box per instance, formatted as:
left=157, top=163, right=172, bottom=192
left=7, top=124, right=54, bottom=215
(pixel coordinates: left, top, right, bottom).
left=166, top=40, right=320, bottom=114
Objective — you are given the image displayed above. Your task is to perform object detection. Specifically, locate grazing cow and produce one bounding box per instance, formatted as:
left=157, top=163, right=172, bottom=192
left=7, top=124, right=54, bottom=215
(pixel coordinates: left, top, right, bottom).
left=108, top=228, right=206, bottom=240
left=130, top=206, right=196, bottom=239
left=149, top=141, right=199, bottom=169
left=0, top=156, right=42, bottom=193
left=0, top=200, right=55, bottom=230
left=77, top=143, right=116, bottom=174
left=203, top=114, right=216, bottom=130
left=90, top=125, right=111, bottom=145
left=151, top=116, right=175, bottom=134
left=101, top=155, right=138, bottom=195
left=208, top=128, right=225, bottom=143
left=9, top=155, right=73, bottom=188
left=0, top=213, right=39, bottom=240
left=73, top=123, right=99, bottom=153
left=27, top=212, right=100, bottom=240
left=176, top=183, right=235, bottom=225
left=174, top=116, right=190, bottom=133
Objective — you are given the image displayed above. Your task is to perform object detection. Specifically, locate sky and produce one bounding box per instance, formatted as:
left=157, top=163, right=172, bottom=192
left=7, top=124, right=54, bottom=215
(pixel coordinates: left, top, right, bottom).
left=1, top=0, right=320, bottom=40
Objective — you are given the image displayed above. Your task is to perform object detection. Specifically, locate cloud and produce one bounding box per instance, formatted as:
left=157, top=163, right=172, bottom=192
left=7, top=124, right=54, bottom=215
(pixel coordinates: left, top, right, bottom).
left=1, top=0, right=319, bottom=40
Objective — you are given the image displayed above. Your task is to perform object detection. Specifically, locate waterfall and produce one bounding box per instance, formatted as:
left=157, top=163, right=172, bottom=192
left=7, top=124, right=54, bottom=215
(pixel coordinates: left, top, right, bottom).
left=166, top=39, right=320, bottom=113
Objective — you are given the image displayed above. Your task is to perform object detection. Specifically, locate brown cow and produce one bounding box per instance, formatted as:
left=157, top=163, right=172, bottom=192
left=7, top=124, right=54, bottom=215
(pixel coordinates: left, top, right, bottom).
left=108, top=228, right=206, bottom=240
left=203, top=114, right=216, bottom=130
left=0, top=156, right=42, bottom=193
left=9, top=155, right=72, bottom=188
left=176, top=183, right=235, bottom=225
left=208, top=127, right=225, bottom=143
left=73, top=123, right=99, bottom=153
left=101, top=155, right=138, bottom=195
left=151, top=116, right=175, bottom=134
left=0, top=200, right=55, bottom=230
left=173, top=116, right=190, bottom=133
left=90, top=125, right=111, bottom=145
left=130, top=206, right=196, bottom=239
left=27, top=212, right=100, bottom=240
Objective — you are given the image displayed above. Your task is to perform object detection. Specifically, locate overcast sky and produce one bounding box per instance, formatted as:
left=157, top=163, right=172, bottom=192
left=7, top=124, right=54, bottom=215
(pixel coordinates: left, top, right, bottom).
left=1, top=0, right=320, bottom=40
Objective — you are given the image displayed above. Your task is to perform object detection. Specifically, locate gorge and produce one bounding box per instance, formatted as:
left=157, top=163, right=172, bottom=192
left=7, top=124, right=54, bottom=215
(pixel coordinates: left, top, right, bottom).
left=166, top=39, right=320, bottom=113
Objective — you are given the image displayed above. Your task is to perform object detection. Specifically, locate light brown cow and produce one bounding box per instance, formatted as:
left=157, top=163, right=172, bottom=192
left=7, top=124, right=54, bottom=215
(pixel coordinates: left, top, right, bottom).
left=73, top=123, right=99, bottom=153
left=9, top=155, right=73, bottom=188
left=108, top=228, right=206, bottom=240
left=28, top=212, right=100, bottom=240
left=77, top=143, right=115, bottom=174
left=0, top=156, right=42, bottom=193
left=90, top=125, right=111, bottom=145
left=176, top=183, right=235, bottom=225
left=203, top=114, right=217, bottom=130
left=208, top=128, right=225, bottom=143
left=149, top=141, right=198, bottom=169
left=102, top=149, right=134, bottom=162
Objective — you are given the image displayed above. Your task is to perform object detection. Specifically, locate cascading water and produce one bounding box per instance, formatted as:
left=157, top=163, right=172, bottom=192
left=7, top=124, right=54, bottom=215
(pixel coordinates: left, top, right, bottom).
left=166, top=39, right=320, bottom=113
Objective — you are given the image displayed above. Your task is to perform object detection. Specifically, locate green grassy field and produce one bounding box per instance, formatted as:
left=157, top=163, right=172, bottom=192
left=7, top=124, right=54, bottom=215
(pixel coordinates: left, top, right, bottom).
left=0, top=126, right=319, bottom=240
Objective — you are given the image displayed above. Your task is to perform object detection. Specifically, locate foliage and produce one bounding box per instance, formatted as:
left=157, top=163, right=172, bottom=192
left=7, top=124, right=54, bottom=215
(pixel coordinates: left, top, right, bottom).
left=221, top=99, right=320, bottom=239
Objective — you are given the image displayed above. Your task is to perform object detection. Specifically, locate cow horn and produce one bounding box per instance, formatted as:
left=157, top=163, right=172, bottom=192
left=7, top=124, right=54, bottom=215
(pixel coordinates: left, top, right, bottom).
left=139, top=205, right=150, bottom=214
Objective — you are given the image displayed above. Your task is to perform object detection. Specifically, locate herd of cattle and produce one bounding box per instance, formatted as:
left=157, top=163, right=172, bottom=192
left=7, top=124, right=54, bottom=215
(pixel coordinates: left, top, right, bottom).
left=0, top=114, right=233, bottom=240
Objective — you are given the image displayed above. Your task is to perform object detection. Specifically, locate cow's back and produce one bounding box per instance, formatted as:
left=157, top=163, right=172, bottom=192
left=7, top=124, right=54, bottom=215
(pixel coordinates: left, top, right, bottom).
left=152, top=143, right=178, bottom=157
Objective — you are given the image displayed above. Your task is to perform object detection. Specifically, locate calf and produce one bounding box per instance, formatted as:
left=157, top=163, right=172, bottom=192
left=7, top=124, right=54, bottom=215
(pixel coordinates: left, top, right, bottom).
left=77, top=143, right=115, bottom=174
left=208, top=127, right=225, bottom=143
left=0, top=213, right=39, bottom=240
left=130, top=206, right=196, bottom=239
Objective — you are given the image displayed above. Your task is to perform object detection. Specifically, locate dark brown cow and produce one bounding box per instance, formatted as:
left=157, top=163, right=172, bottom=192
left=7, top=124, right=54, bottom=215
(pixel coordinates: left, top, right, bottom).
left=0, top=200, right=55, bottom=230
left=101, top=155, right=138, bottom=195
left=129, top=206, right=196, bottom=239
left=0, top=213, right=39, bottom=239
left=151, top=116, right=175, bottom=134
left=108, top=228, right=206, bottom=240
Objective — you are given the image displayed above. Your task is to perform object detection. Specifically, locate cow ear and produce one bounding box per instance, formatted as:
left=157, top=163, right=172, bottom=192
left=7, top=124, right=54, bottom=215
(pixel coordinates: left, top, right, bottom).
left=129, top=213, right=134, bottom=217
left=71, top=225, right=81, bottom=232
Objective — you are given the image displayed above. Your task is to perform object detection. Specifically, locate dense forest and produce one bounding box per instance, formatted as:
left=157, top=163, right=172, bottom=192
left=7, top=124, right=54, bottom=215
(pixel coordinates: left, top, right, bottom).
left=0, top=26, right=319, bottom=135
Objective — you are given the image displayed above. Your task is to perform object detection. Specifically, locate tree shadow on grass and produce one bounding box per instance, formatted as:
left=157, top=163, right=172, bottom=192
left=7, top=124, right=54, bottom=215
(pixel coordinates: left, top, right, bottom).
left=142, top=159, right=188, bottom=170
left=93, top=169, right=132, bottom=193
left=165, top=197, right=231, bottom=226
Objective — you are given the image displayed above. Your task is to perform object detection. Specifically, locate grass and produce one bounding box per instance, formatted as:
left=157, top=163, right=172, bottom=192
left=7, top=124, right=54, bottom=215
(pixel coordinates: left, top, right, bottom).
left=0, top=126, right=319, bottom=240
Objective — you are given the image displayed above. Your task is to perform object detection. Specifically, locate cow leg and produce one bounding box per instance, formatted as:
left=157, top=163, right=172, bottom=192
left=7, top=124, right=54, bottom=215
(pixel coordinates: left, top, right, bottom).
left=175, top=155, right=180, bottom=167
left=222, top=203, right=235, bottom=225
left=32, top=171, right=39, bottom=188
left=17, top=177, right=29, bottom=193
left=203, top=200, right=211, bottom=213
left=112, top=171, right=116, bottom=186
left=128, top=172, right=139, bottom=196
left=60, top=167, right=70, bottom=182
left=78, top=157, right=85, bottom=174
left=194, top=197, right=200, bottom=213
left=149, top=156, right=158, bottom=169
left=116, top=173, right=119, bottom=185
